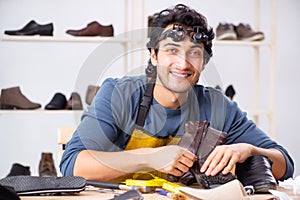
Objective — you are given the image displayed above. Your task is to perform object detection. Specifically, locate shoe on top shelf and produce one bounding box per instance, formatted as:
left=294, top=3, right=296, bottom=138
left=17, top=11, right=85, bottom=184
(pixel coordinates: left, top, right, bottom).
left=234, top=23, right=265, bottom=41
left=4, top=20, right=53, bottom=36
left=66, top=21, right=114, bottom=37
left=216, top=22, right=237, bottom=40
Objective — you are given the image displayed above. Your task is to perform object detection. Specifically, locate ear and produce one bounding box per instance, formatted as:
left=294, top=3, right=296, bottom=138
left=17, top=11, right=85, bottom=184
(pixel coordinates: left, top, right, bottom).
left=150, top=49, right=158, bottom=66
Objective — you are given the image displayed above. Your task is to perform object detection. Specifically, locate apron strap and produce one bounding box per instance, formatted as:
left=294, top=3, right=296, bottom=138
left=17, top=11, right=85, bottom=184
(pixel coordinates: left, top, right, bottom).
left=136, top=78, right=155, bottom=127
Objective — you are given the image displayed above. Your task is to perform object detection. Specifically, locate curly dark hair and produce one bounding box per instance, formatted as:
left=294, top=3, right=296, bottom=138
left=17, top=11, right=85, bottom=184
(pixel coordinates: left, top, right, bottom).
left=146, top=4, right=215, bottom=79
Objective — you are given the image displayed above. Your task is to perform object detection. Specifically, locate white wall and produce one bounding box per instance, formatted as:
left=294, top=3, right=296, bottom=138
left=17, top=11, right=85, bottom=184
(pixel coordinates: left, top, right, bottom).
left=0, top=0, right=299, bottom=178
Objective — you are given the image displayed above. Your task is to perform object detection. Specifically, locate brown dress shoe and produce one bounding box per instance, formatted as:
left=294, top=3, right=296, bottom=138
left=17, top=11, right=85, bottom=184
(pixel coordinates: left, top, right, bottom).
left=38, top=152, right=57, bottom=177
left=66, top=92, right=83, bottom=110
left=66, top=21, right=114, bottom=37
left=0, top=86, right=41, bottom=109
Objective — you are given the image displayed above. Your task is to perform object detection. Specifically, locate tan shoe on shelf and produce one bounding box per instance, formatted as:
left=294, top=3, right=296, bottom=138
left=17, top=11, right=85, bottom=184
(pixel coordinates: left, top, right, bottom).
left=0, top=86, right=41, bottom=109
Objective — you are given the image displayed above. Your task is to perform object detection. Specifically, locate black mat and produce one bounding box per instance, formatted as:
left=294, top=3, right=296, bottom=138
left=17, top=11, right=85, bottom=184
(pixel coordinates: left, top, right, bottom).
left=0, top=176, right=86, bottom=195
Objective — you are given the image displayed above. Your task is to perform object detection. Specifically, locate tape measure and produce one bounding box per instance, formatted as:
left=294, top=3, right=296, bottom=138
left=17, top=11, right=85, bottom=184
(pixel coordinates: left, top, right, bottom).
left=125, top=172, right=182, bottom=192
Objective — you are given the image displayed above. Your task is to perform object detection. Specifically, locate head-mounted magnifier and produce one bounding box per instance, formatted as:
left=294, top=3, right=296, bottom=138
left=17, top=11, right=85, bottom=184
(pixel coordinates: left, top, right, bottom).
left=159, top=23, right=209, bottom=43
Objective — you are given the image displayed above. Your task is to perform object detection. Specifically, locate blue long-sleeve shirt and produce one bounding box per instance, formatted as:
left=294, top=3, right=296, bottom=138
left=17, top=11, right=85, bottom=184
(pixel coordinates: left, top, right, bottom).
left=60, top=75, right=294, bottom=180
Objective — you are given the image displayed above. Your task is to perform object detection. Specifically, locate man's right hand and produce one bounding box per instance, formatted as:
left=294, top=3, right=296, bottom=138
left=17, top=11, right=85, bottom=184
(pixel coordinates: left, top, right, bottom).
left=146, top=145, right=197, bottom=176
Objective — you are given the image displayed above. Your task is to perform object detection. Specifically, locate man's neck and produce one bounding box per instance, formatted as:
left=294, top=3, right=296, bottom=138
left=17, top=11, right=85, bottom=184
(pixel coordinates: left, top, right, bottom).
left=153, top=84, right=189, bottom=110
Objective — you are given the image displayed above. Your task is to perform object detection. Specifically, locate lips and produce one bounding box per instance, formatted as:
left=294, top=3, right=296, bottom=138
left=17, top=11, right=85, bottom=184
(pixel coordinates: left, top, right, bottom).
left=170, top=70, right=192, bottom=79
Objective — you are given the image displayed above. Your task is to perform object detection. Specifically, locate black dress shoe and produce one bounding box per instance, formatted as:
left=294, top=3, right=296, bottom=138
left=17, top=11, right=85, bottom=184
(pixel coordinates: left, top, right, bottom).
left=45, top=93, right=67, bottom=110
left=4, top=20, right=53, bottom=36
left=235, top=155, right=277, bottom=193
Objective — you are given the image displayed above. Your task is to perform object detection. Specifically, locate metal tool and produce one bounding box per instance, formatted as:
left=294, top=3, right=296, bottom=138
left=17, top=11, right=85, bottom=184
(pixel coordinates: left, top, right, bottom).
left=86, top=180, right=153, bottom=193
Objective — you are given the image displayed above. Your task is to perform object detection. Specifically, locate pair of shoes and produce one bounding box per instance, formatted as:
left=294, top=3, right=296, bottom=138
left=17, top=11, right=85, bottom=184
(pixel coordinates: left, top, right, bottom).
left=6, top=163, right=31, bottom=177
left=168, top=121, right=236, bottom=188
left=235, top=155, right=277, bottom=193
left=216, top=22, right=264, bottom=41
left=4, top=20, right=53, bottom=36
left=0, top=86, right=41, bottom=109
left=38, top=152, right=57, bottom=177
left=45, top=92, right=83, bottom=110
left=85, top=85, right=100, bottom=105
left=66, top=21, right=114, bottom=37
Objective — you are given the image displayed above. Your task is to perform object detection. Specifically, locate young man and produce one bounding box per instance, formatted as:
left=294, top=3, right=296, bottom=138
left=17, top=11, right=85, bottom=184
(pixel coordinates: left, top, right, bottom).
left=60, top=4, right=294, bottom=183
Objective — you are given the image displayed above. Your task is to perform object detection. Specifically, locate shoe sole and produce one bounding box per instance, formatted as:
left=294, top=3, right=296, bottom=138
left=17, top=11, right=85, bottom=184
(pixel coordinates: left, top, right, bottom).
left=238, top=33, right=265, bottom=41
left=254, top=182, right=277, bottom=193
left=0, top=175, right=86, bottom=195
left=217, top=32, right=237, bottom=40
left=0, top=104, right=19, bottom=109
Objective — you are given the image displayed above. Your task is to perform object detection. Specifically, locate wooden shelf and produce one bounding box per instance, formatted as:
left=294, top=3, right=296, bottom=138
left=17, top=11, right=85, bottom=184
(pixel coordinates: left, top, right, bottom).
left=213, top=40, right=270, bottom=46
left=0, top=35, right=141, bottom=44
left=0, top=110, right=84, bottom=114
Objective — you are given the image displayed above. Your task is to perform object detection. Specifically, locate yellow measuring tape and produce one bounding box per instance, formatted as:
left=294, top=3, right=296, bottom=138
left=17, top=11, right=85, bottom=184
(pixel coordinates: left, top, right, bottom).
left=125, top=172, right=182, bottom=192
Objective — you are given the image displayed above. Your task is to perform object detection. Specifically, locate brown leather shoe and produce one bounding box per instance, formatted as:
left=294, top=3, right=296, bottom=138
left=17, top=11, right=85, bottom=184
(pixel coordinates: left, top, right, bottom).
left=0, top=86, right=41, bottom=109
left=169, top=121, right=236, bottom=188
left=38, top=152, right=57, bottom=177
left=66, top=21, right=114, bottom=37
left=85, top=85, right=100, bottom=105
left=66, top=92, right=83, bottom=110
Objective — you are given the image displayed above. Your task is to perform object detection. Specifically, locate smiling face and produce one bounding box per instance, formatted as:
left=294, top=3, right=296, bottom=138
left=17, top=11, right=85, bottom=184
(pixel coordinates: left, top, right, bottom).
left=151, top=25, right=206, bottom=94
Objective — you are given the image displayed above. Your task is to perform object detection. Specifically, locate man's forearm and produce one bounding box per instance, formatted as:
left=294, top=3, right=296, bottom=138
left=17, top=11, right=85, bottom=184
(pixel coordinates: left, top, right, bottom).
left=73, top=149, right=149, bottom=181
left=251, top=146, right=286, bottom=180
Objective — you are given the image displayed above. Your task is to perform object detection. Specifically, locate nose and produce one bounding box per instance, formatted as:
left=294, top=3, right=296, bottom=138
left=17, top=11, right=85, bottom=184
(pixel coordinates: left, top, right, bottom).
left=174, top=53, right=190, bottom=69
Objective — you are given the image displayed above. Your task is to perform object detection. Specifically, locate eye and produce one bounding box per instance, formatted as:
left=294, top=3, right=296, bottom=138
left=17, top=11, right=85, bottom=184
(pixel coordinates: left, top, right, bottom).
left=166, top=48, right=178, bottom=54
left=189, top=50, right=202, bottom=58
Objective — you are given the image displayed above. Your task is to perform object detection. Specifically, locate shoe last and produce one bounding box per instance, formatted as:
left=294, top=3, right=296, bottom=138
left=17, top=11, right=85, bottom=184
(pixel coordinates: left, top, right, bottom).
left=0, top=86, right=41, bottom=109
left=66, top=92, right=83, bottom=110
left=45, top=92, right=67, bottom=110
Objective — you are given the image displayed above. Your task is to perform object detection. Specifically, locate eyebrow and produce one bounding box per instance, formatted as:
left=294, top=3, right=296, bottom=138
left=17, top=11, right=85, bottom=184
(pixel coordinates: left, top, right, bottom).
left=163, top=43, right=180, bottom=47
left=162, top=43, right=203, bottom=49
